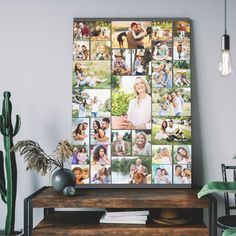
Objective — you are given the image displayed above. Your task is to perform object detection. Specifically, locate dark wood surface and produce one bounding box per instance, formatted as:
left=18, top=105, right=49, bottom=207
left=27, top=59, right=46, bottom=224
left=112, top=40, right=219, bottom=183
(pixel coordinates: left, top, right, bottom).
left=32, top=187, right=208, bottom=208
left=32, top=211, right=208, bottom=236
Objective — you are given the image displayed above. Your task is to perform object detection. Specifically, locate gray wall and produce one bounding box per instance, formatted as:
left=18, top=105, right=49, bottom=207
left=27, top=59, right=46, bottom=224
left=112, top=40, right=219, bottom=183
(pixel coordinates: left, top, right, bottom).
left=0, top=0, right=236, bottom=231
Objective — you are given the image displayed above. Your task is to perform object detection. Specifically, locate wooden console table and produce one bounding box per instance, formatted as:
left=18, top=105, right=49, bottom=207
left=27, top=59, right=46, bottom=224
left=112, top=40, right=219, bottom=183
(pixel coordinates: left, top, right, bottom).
left=24, top=187, right=217, bottom=236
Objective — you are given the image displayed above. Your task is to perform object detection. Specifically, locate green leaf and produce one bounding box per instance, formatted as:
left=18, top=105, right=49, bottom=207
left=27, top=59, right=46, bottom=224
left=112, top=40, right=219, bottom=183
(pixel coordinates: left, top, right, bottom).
left=198, top=181, right=236, bottom=198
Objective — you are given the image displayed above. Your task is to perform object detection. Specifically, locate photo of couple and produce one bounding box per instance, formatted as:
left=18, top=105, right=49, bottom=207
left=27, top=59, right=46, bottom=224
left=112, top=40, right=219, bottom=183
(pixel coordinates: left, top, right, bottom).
left=112, top=76, right=151, bottom=130
left=152, top=164, right=172, bottom=184
left=73, top=61, right=110, bottom=89
left=173, top=164, right=192, bottom=184
left=173, top=145, right=191, bottom=165
left=72, top=89, right=111, bottom=118
left=72, top=118, right=89, bottom=145
left=152, top=61, right=172, bottom=89
left=112, top=21, right=152, bottom=49
left=152, top=88, right=191, bottom=117
left=152, top=117, right=191, bottom=145
left=112, top=157, right=151, bottom=184
left=90, top=117, right=111, bottom=145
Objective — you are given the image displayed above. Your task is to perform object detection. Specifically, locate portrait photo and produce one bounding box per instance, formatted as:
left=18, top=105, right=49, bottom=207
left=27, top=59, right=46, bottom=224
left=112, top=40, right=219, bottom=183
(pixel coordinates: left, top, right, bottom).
left=71, top=164, right=90, bottom=184
left=91, top=41, right=111, bottom=60
left=90, top=144, right=111, bottom=165
left=91, top=165, right=111, bottom=184
left=173, top=39, right=190, bottom=61
left=173, top=164, right=192, bottom=184
left=132, top=130, right=151, bottom=156
left=173, top=20, right=191, bottom=40
left=112, top=49, right=131, bottom=76
left=173, top=145, right=192, bottom=165
left=112, top=76, right=151, bottom=130
left=72, top=118, right=89, bottom=145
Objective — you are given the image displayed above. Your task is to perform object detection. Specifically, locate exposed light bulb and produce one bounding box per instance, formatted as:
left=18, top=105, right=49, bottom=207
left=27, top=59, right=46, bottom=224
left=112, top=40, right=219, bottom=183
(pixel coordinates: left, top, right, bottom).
left=219, top=34, right=233, bottom=77
left=219, top=50, right=233, bottom=77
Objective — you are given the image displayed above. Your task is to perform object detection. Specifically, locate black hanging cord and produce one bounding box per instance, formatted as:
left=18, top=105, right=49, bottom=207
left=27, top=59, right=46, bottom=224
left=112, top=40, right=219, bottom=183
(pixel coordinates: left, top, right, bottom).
left=225, top=0, right=227, bottom=35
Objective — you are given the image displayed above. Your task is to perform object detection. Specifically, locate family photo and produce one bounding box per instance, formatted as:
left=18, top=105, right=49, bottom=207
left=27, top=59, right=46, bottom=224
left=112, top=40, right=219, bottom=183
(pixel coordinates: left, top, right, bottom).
left=91, top=41, right=111, bottom=60
left=73, top=20, right=90, bottom=40
left=173, top=164, right=192, bottom=184
left=152, top=145, right=172, bottom=164
left=173, top=145, right=191, bottom=165
left=152, top=117, right=191, bottom=145
left=73, top=61, right=110, bottom=89
left=72, top=89, right=111, bottom=118
left=152, top=21, right=172, bottom=42
left=173, top=61, right=191, bottom=87
left=73, top=41, right=89, bottom=60
left=112, top=21, right=152, bottom=49
left=90, top=117, right=111, bottom=145
left=112, top=76, right=151, bottom=130
left=71, top=145, right=89, bottom=165
left=72, top=164, right=90, bottom=184
left=132, top=130, right=151, bottom=156
left=91, top=144, right=111, bottom=165
left=111, top=130, right=132, bottom=156
left=152, top=88, right=191, bottom=117
left=91, top=165, right=111, bottom=184
left=72, top=118, right=89, bottom=145
left=152, top=61, right=172, bottom=88
left=112, top=157, right=151, bottom=184
left=152, top=164, right=172, bottom=184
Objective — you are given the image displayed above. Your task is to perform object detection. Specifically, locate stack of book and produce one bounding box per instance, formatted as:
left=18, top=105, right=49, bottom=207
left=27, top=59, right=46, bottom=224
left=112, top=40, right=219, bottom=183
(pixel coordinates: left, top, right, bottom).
left=100, top=210, right=149, bottom=224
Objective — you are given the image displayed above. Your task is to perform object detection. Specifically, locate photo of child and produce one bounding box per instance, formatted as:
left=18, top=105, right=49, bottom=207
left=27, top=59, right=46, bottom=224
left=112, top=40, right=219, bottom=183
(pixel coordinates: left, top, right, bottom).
left=91, top=165, right=111, bottom=184
left=91, top=41, right=111, bottom=60
left=72, top=165, right=90, bottom=184
left=173, top=61, right=191, bottom=87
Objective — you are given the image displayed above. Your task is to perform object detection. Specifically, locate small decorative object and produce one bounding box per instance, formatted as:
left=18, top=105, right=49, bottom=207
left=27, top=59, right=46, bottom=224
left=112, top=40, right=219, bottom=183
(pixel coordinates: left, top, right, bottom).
left=12, top=140, right=76, bottom=195
left=63, top=186, right=76, bottom=196
left=0, top=91, right=21, bottom=236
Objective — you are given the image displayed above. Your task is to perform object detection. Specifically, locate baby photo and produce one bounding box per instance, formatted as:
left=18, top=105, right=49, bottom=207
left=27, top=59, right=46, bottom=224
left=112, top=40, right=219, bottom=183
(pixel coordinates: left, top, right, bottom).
left=112, top=156, right=151, bottom=184
left=91, top=165, right=111, bottom=184
left=111, top=130, right=132, bottom=156
left=72, top=164, right=90, bottom=185
left=72, top=118, right=89, bottom=145
left=90, top=144, right=111, bottom=165
left=90, top=117, right=111, bottom=145
left=112, top=76, right=151, bottom=130
left=152, top=117, right=191, bottom=145
left=112, top=21, right=152, bottom=49
left=152, top=88, right=191, bottom=117
left=152, top=145, right=173, bottom=165
left=152, top=164, right=172, bottom=184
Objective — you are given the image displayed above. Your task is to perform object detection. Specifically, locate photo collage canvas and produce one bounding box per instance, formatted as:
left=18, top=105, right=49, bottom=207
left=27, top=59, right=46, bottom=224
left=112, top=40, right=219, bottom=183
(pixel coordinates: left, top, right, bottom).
left=71, top=19, right=191, bottom=187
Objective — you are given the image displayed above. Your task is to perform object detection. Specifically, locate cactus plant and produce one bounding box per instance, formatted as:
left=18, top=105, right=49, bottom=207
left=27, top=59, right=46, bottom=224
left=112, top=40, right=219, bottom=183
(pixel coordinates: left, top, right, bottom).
left=0, top=91, right=21, bottom=235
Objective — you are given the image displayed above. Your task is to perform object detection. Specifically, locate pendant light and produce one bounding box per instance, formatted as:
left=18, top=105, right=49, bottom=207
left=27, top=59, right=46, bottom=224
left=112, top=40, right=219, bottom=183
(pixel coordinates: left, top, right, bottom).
left=219, top=0, right=233, bottom=77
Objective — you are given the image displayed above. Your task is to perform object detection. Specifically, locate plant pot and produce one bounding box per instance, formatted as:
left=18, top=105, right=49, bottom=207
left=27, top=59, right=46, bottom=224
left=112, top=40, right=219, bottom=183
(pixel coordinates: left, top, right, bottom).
left=51, top=168, right=76, bottom=193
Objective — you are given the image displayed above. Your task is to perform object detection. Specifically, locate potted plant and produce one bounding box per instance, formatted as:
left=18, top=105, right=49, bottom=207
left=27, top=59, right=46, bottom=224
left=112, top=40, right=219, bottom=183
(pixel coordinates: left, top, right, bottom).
left=198, top=157, right=236, bottom=236
left=12, top=139, right=76, bottom=194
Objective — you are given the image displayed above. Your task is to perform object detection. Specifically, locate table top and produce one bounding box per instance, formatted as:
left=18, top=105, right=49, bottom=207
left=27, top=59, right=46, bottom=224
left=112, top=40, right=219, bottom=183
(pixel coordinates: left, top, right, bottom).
left=29, top=187, right=210, bottom=209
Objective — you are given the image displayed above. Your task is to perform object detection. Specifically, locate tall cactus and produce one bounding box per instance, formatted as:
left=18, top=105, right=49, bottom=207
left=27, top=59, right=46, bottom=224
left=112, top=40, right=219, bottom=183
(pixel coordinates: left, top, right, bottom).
left=0, top=91, right=21, bottom=235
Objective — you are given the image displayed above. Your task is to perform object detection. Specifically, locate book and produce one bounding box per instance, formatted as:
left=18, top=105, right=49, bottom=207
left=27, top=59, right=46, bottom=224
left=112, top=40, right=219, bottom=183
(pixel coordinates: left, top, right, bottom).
left=100, top=215, right=146, bottom=224
left=105, top=210, right=149, bottom=217
left=103, top=214, right=148, bottom=221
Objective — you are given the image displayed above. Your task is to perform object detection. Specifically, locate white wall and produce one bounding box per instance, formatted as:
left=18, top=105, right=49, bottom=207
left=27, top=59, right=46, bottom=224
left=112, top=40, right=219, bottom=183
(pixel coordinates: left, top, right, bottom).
left=0, top=0, right=236, bottom=231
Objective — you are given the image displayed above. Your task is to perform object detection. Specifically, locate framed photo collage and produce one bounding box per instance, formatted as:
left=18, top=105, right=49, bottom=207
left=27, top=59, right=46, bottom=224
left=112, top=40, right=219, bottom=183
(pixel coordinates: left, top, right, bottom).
left=71, top=18, right=191, bottom=188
